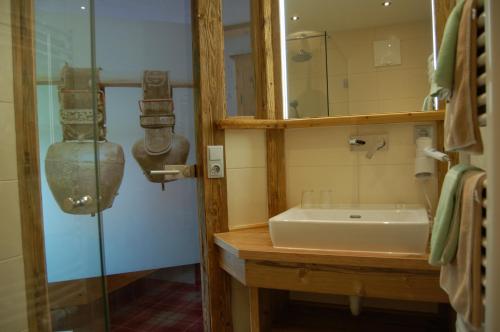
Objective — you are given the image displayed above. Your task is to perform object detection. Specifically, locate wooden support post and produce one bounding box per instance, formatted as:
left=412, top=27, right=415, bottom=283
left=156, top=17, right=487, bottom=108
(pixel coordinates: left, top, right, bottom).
left=11, top=0, right=53, bottom=331
left=249, top=287, right=262, bottom=332
left=191, top=0, right=233, bottom=331
left=266, top=130, right=287, bottom=216
left=251, top=0, right=276, bottom=119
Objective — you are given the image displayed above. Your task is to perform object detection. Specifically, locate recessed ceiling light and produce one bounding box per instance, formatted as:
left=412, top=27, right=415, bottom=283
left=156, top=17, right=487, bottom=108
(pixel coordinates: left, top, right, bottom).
left=290, top=15, right=300, bottom=21
left=80, top=5, right=86, bottom=10
left=382, top=1, right=392, bottom=7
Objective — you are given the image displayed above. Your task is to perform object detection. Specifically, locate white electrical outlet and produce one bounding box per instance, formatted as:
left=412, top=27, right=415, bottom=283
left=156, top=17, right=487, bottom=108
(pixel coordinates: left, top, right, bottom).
left=207, top=145, right=224, bottom=179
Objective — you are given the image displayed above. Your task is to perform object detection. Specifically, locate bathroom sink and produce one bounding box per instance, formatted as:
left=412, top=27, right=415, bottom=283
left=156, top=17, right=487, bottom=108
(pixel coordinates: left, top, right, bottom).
left=269, top=205, right=430, bottom=254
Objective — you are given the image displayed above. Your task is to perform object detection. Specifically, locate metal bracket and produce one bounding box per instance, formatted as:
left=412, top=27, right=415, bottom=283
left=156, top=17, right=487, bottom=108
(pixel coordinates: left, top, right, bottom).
left=149, top=164, right=197, bottom=181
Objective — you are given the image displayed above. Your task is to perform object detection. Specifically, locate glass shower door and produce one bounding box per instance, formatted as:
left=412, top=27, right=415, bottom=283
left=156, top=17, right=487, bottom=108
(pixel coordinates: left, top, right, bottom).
left=35, top=0, right=109, bottom=330
left=34, top=1, right=203, bottom=331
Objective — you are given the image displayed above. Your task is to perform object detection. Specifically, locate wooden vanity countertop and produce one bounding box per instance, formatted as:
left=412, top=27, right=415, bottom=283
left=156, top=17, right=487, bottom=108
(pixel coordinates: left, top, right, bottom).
left=214, top=226, right=439, bottom=272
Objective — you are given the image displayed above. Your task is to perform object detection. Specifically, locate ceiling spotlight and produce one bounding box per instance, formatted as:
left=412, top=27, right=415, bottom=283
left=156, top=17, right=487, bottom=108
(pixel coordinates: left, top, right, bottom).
left=80, top=5, right=86, bottom=10
left=291, top=15, right=300, bottom=21
left=382, top=1, right=392, bottom=7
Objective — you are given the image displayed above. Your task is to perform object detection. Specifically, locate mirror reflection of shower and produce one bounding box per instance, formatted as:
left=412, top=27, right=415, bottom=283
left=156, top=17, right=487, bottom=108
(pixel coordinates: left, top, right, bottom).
left=286, top=31, right=330, bottom=118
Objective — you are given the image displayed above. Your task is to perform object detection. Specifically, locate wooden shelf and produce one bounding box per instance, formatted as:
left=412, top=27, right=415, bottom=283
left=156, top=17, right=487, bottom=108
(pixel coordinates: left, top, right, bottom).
left=214, top=227, right=448, bottom=303
left=216, top=111, right=445, bottom=130
left=215, top=226, right=437, bottom=271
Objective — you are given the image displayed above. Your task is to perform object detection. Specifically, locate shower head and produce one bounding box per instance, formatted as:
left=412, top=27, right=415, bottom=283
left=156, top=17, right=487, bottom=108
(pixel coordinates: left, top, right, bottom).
left=292, top=49, right=312, bottom=62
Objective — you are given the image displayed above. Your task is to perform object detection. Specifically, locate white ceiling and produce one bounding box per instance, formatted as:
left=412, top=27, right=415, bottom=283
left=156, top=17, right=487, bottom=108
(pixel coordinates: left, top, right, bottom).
left=35, top=0, right=251, bottom=25
left=285, top=0, right=432, bottom=34
left=35, top=0, right=430, bottom=32
left=36, top=0, right=191, bottom=24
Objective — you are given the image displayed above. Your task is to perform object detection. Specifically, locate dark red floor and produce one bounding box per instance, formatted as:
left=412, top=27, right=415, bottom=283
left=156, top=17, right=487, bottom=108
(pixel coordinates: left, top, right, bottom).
left=109, top=278, right=203, bottom=332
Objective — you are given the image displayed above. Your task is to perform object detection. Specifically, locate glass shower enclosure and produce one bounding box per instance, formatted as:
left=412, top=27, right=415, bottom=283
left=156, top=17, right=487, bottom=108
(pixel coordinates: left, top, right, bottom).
left=35, top=0, right=202, bottom=330
left=286, top=31, right=330, bottom=118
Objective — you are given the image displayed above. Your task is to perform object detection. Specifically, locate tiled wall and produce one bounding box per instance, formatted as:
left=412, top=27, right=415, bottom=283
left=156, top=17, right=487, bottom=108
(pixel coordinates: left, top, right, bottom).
left=225, top=123, right=439, bottom=227
left=287, top=20, right=432, bottom=117
left=225, top=129, right=268, bottom=229
left=286, top=123, right=438, bottom=209
left=0, top=1, right=29, bottom=331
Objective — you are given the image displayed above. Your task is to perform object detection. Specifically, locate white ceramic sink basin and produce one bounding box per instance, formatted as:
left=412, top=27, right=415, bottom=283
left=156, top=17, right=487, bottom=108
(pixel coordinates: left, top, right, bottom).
left=269, top=205, right=430, bottom=254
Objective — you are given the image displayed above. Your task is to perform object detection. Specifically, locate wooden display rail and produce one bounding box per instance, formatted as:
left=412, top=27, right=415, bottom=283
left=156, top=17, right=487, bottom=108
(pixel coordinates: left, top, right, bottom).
left=216, top=111, right=445, bottom=129
left=215, top=227, right=448, bottom=304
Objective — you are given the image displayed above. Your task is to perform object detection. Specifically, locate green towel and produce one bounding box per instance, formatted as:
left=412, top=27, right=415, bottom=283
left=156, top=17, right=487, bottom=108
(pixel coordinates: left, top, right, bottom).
left=430, top=0, right=466, bottom=100
left=429, top=164, right=479, bottom=266
left=440, top=171, right=481, bottom=263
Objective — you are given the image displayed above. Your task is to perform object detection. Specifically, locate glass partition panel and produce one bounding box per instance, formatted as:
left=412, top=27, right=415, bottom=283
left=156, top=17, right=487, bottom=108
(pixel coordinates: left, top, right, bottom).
left=35, top=0, right=109, bottom=330
left=34, top=0, right=203, bottom=331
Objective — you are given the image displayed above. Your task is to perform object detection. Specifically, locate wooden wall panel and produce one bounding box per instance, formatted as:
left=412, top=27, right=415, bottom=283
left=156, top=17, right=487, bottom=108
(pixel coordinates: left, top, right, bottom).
left=251, top=0, right=276, bottom=120
left=191, top=0, right=232, bottom=331
left=11, top=0, right=52, bottom=331
left=266, top=130, right=287, bottom=216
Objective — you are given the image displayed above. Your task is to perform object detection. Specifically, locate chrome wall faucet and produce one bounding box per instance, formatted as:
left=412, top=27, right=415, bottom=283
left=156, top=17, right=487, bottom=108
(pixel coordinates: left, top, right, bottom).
left=349, top=134, right=388, bottom=159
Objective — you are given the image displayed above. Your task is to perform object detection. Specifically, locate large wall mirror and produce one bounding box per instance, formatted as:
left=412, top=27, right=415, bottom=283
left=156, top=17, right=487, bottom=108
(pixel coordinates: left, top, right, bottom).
left=281, top=0, right=437, bottom=119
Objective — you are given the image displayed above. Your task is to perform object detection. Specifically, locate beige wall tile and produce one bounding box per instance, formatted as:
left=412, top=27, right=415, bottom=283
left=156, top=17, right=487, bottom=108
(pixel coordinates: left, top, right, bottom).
left=0, top=0, right=10, bottom=25
left=348, top=100, right=380, bottom=115
left=358, top=164, right=434, bottom=205
left=0, top=181, right=22, bottom=261
left=287, top=165, right=356, bottom=208
left=328, top=75, right=349, bottom=103
left=0, top=102, right=18, bottom=180
left=326, top=44, right=348, bottom=76
left=227, top=167, right=268, bottom=229
left=377, top=68, right=428, bottom=100
left=348, top=73, right=378, bottom=102
left=284, top=123, right=438, bottom=209
left=225, top=130, right=266, bottom=169
left=285, top=127, right=356, bottom=167
left=399, top=37, right=432, bottom=70
left=379, top=98, right=422, bottom=113
left=0, top=257, right=28, bottom=332
left=0, top=23, right=14, bottom=103
left=330, top=102, right=349, bottom=116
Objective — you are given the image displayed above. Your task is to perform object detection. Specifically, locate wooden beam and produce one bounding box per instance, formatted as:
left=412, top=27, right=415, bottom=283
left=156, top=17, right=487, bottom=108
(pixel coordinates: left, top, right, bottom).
left=245, top=261, right=448, bottom=303
left=48, top=269, right=157, bottom=309
left=249, top=287, right=262, bottom=332
left=217, top=111, right=446, bottom=129
left=191, top=0, right=232, bottom=331
left=266, top=129, right=287, bottom=216
left=11, top=0, right=52, bottom=331
left=251, top=0, right=276, bottom=119
left=265, top=0, right=287, bottom=219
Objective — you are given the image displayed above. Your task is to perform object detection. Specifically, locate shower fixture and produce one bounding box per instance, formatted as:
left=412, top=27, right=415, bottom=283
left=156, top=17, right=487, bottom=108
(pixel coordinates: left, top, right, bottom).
left=292, top=49, right=312, bottom=62
left=287, top=30, right=327, bottom=63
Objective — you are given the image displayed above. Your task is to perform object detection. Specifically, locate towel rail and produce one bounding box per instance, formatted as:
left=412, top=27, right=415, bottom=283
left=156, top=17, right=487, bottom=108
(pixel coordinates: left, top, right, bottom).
left=478, top=53, right=486, bottom=67
left=478, top=73, right=487, bottom=86
left=476, top=1, right=487, bottom=324
left=478, top=13, right=485, bottom=28
left=478, top=32, right=486, bottom=48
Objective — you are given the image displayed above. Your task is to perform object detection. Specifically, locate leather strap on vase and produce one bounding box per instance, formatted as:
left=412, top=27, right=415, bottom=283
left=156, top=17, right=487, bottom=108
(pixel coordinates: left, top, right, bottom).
left=140, top=71, right=175, bottom=155
left=58, top=64, right=106, bottom=141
